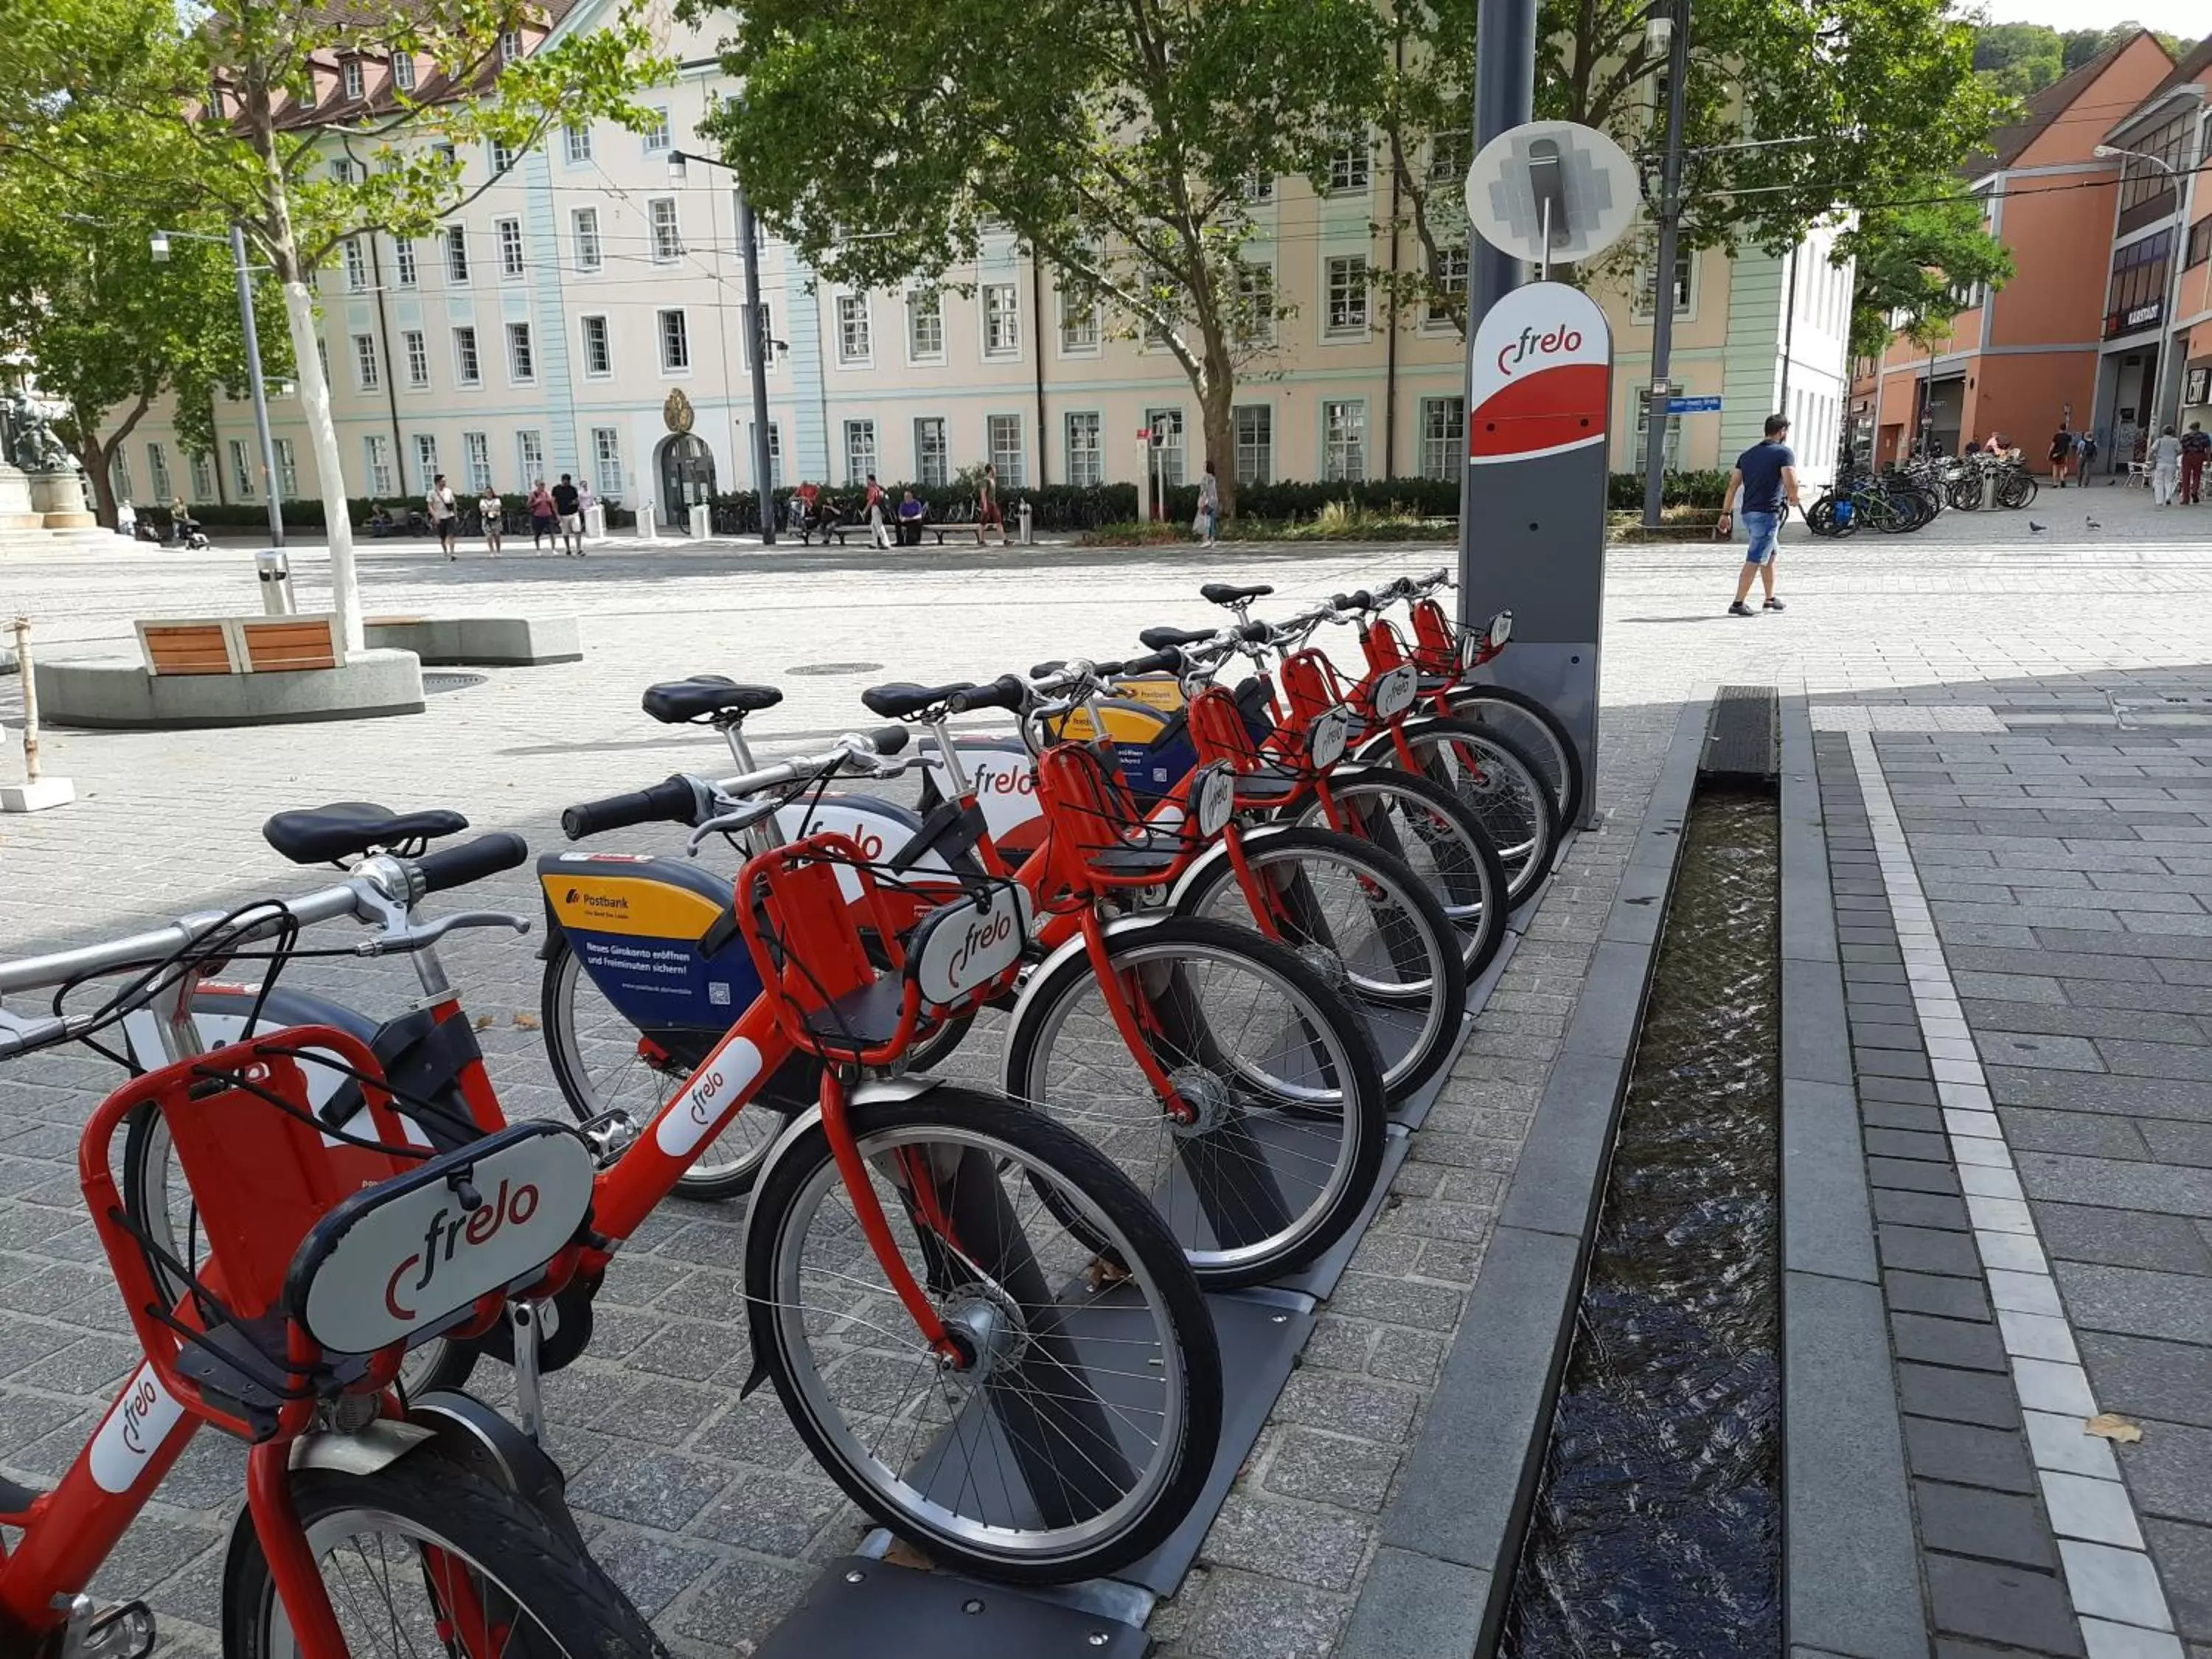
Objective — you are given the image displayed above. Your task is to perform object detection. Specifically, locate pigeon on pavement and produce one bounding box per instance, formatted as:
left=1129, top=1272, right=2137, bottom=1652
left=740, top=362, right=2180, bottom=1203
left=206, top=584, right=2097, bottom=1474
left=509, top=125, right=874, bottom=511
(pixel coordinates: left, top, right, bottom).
left=2028, top=521, right=2046, bottom=532
left=2087, top=515, right=2101, bottom=529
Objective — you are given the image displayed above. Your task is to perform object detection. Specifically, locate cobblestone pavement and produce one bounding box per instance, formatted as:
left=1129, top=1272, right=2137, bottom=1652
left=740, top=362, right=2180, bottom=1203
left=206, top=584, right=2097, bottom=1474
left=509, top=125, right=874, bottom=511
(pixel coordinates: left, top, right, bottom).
left=1, top=487, right=2210, bottom=1655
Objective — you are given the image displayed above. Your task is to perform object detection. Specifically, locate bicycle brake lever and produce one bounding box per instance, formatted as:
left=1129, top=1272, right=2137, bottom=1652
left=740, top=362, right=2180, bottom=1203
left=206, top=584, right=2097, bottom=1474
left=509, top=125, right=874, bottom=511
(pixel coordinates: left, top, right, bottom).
left=355, top=910, right=532, bottom=956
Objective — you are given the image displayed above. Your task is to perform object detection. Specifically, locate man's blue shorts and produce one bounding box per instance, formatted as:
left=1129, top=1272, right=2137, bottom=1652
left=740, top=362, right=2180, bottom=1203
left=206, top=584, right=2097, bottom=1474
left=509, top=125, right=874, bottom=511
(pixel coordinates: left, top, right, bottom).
left=1741, top=509, right=1780, bottom=566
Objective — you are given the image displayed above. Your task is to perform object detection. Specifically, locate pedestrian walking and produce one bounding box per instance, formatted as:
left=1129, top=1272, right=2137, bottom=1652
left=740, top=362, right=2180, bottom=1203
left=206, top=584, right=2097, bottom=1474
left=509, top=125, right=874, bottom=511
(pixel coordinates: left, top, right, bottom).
left=2079, top=430, right=2098, bottom=478
left=552, top=473, right=585, bottom=557
left=1715, top=414, right=1801, bottom=617
left=576, top=479, right=598, bottom=546
left=477, top=487, right=504, bottom=557
left=427, top=474, right=459, bottom=560
left=978, top=463, right=1006, bottom=547
left=863, top=473, right=889, bottom=549
left=2049, top=425, right=2073, bottom=487
left=2150, top=425, right=2183, bottom=505
left=2182, top=422, right=2209, bottom=507
left=528, top=479, right=557, bottom=551
left=1194, top=461, right=1220, bottom=546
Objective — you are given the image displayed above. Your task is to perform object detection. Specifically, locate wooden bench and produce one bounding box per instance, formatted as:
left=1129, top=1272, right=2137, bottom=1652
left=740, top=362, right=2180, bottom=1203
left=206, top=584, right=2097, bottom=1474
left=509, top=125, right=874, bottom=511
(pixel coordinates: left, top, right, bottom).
left=136, top=613, right=344, bottom=677
left=821, top=518, right=992, bottom=548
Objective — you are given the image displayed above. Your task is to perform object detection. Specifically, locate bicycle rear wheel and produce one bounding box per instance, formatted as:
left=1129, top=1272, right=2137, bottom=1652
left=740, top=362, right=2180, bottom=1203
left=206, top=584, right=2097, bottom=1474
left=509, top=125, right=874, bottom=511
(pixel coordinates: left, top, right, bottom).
left=745, top=1088, right=1222, bottom=1582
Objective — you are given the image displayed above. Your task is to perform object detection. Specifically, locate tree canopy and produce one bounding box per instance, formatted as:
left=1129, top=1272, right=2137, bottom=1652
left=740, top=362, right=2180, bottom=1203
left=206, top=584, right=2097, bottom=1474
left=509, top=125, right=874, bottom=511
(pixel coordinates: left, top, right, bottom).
left=1838, top=197, right=2016, bottom=363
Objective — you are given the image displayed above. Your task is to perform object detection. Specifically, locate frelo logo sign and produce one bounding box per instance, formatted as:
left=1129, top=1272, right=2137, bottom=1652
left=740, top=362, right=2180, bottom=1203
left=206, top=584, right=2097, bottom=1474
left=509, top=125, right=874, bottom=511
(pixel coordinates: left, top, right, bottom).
left=383, top=1178, right=543, bottom=1321
left=1495, top=323, right=1586, bottom=377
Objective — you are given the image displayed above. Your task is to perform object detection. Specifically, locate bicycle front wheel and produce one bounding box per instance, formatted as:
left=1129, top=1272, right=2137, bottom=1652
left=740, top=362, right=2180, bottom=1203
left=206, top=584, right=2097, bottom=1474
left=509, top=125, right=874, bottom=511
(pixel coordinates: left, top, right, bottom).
left=1442, top=681, right=1585, bottom=830
left=745, top=1088, right=1223, bottom=1582
left=223, top=1455, right=663, bottom=1658
left=1004, top=914, right=1388, bottom=1286
left=1365, top=718, right=1561, bottom=908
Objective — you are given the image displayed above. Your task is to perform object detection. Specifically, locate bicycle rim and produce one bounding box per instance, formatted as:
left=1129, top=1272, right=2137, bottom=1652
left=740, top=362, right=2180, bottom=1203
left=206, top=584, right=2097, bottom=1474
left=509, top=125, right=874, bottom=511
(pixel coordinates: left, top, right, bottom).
left=1446, top=686, right=1583, bottom=827
left=1011, top=931, right=1375, bottom=1279
left=756, top=1113, right=1196, bottom=1571
left=543, top=938, right=778, bottom=1192
left=1298, top=773, right=1506, bottom=976
left=1396, top=726, right=1556, bottom=903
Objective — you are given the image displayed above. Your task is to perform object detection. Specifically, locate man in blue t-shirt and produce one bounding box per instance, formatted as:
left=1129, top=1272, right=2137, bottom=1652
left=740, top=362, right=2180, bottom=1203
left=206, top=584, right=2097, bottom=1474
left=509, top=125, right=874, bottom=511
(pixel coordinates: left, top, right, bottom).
left=1716, top=414, right=1801, bottom=616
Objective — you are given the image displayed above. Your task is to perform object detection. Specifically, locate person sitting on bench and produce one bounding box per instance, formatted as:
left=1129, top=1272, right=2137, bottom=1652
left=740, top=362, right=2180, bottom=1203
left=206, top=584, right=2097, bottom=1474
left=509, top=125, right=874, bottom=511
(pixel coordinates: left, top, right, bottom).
left=896, top=488, right=926, bottom=546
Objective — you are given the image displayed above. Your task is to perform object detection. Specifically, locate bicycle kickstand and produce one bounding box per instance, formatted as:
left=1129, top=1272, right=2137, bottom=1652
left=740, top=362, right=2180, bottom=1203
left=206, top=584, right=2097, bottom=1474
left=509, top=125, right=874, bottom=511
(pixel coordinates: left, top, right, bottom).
left=509, top=1299, right=549, bottom=1450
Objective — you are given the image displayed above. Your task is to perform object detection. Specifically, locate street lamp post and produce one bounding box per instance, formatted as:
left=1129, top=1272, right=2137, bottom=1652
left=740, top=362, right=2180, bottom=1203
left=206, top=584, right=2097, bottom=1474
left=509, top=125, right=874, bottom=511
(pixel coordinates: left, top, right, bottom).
left=2095, top=139, right=2196, bottom=451
left=1639, top=0, right=1692, bottom=529
left=669, top=149, right=777, bottom=544
left=153, top=226, right=284, bottom=548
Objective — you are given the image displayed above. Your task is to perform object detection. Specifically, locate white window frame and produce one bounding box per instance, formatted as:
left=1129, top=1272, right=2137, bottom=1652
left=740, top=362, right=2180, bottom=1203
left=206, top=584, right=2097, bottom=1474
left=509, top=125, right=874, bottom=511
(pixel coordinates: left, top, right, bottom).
left=571, top=207, right=602, bottom=273
left=1327, top=136, right=1371, bottom=196
left=506, top=321, right=535, bottom=384
left=835, top=293, right=872, bottom=367
left=515, top=429, right=546, bottom=487
left=757, top=422, right=782, bottom=490
left=1233, top=404, right=1272, bottom=487
left=462, top=430, right=493, bottom=493
left=351, top=331, right=380, bottom=390
left=109, top=451, right=133, bottom=504
left=1144, top=408, right=1186, bottom=487
left=1236, top=261, right=1276, bottom=347
left=146, top=440, right=173, bottom=501
left=364, top=434, right=394, bottom=497
left=1322, top=398, right=1367, bottom=482
left=1424, top=245, right=1468, bottom=329
left=1631, top=242, right=1696, bottom=322
left=580, top=315, right=612, bottom=378
left=330, top=158, right=355, bottom=187
left=402, top=329, right=430, bottom=390
left=343, top=237, right=369, bottom=293
left=987, top=413, right=1025, bottom=487
left=495, top=217, right=525, bottom=280
left=392, top=53, right=416, bottom=93
left=189, top=450, right=217, bottom=501
left=273, top=437, right=299, bottom=499
left=647, top=197, right=681, bottom=265
left=1324, top=255, right=1369, bottom=339
left=445, top=226, right=469, bottom=284
left=488, top=138, right=515, bottom=175
left=905, top=291, right=945, bottom=364
left=590, top=427, right=622, bottom=501
left=1064, top=411, right=1103, bottom=487
left=392, top=236, right=417, bottom=287
left=1417, top=396, right=1464, bottom=480
left=341, top=59, right=364, bottom=100
left=564, top=122, right=591, bottom=165
left=747, top=301, right=779, bottom=373
left=981, top=282, right=1020, bottom=360
left=657, top=307, right=691, bottom=375
left=914, top=417, right=948, bottom=487
left=1057, top=289, right=1102, bottom=356
left=1242, top=171, right=1276, bottom=204
left=641, top=108, right=671, bottom=154
left=498, top=29, right=523, bottom=63
left=844, top=419, right=877, bottom=485
left=452, top=324, right=482, bottom=388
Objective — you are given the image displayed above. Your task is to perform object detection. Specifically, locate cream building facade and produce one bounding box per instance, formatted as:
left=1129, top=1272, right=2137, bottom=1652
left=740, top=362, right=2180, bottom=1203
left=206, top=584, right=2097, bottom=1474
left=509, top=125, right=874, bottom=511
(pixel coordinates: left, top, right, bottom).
left=114, top=7, right=1856, bottom=518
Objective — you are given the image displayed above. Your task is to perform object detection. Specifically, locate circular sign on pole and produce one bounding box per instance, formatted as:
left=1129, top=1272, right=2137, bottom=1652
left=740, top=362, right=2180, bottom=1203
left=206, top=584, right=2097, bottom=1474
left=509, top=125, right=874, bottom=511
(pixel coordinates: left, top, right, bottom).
left=1465, top=120, right=1639, bottom=267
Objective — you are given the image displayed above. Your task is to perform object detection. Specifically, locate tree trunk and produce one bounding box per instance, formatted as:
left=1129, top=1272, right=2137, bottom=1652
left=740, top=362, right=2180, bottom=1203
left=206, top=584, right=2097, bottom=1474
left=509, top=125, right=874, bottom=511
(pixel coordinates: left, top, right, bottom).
left=1197, top=380, right=1237, bottom=523
left=77, top=435, right=118, bottom=529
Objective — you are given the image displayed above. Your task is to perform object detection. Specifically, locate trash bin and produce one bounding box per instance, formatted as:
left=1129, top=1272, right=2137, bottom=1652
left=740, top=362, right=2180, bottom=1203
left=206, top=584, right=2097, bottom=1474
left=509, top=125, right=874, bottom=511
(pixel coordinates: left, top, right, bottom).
left=584, top=503, right=606, bottom=542
left=689, top=503, right=712, bottom=540
left=1018, top=500, right=1034, bottom=546
left=255, top=549, right=295, bottom=616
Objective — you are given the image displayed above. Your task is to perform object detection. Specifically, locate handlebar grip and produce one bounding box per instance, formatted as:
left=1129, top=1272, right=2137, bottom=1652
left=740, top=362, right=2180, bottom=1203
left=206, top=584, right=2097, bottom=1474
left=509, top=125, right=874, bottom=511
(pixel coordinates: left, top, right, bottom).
left=869, top=726, right=910, bottom=756
left=0, top=1015, right=70, bottom=1060
left=1120, top=648, right=1180, bottom=676
left=410, top=832, right=529, bottom=896
left=561, top=775, right=700, bottom=841
left=947, top=674, right=1028, bottom=715
left=1349, top=588, right=1374, bottom=609
left=1029, top=658, right=1067, bottom=678
left=1092, top=658, right=1126, bottom=678
left=1238, top=621, right=1272, bottom=643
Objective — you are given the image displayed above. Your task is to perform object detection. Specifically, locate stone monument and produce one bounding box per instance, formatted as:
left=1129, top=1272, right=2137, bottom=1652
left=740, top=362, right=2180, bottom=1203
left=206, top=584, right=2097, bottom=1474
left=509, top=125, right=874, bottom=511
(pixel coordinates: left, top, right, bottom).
left=1, top=389, right=94, bottom=530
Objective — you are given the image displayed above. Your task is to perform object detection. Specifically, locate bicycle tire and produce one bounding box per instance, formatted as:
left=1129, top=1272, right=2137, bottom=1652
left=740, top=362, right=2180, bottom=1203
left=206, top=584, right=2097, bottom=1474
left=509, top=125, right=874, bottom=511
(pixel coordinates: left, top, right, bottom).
left=1997, top=471, right=2037, bottom=509
left=223, top=1455, right=664, bottom=1658
left=745, top=1088, right=1224, bottom=1582
left=1003, top=913, right=1388, bottom=1287
left=1440, top=681, right=1585, bottom=830
left=1359, top=717, right=1561, bottom=908
left=1171, top=824, right=1467, bottom=1105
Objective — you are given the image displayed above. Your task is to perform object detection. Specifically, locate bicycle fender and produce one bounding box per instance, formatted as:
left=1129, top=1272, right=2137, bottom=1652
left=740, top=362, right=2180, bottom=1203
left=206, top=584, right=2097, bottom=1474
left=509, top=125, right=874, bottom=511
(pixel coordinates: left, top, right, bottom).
left=1163, top=822, right=1307, bottom=911
left=1349, top=715, right=1458, bottom=765
left=998, top=910, right=1194, bottom=1088
left=731, top=1075, right=948, bottom=1402
left=285, top=1418, right=435, bottom=1477
left=400, top=1389, right=588, bottom=1553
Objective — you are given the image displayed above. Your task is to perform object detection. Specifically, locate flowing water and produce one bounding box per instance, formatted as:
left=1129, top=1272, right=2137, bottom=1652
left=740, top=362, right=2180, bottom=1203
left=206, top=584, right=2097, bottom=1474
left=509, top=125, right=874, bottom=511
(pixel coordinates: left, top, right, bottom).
left=1503, top=788, right=1782, bottom=1658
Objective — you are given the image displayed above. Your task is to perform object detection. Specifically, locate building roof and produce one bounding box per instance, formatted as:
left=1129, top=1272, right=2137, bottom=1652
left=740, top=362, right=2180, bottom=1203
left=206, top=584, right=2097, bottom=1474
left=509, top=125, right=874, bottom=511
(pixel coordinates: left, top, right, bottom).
left=2138, top=34, right=2212, bottom=108
left=1970, top=30, right=2164, bottom=173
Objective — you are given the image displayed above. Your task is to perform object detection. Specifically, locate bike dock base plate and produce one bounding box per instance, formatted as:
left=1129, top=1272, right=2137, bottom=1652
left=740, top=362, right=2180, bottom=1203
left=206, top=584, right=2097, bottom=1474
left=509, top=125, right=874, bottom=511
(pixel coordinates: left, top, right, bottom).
left=754, top=1556, right=1148, bottom=1657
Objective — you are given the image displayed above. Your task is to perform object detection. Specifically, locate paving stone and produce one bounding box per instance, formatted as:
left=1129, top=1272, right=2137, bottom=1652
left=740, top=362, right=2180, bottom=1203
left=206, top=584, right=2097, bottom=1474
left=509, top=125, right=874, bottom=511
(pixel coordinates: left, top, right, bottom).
left=2055, top=1264, right=2212, bottom=1346
left=1888, top=1270, right=1996, bottom=1321
left=1898, top=1363, right=2023, bottom=1430
left=2000, top=1108, right=2156, bottom=1162
left=1864, top=1100, right=1949, bottom=1134
left=1913, top=1479, right=2059, bottom=1568
left=1868, top=1127, right=1957, bottom=1163
left=1877, top=1189, right=1975, bottom=1231
left=1924, top=1553, right=2084, bottom=1653
left=563, top=1447, right=731, bottom=1531
left=1977, top=1032, right=2109, bottom=1073
left=2037, top=1206, right=2212, bottom=1274
left=1267, top=1429, right=1402, bottom=1512
left=1966, top=1001, right=2207, bottom=1046
left=1881, top=1224, right=1987, bottom=1279
left=1905, top=1416, right=2040, bottom=1494
left=1874, top=1159, right=1966, bottom=1197
left=1201, top=1496, right=1374, bottom=1593
left=2079, top=1333, right=2212, bottom=1430
left=2143, top=1517, right=2212, bottom=1642
left=2121, top=1420, right=2212, bottom=1527
left=2059, top=1539, right=2175, bottom=1631
left=1190, top=1568, right=1349, bottom=1659
left=2017, top=1155, right=2212, bottom=1222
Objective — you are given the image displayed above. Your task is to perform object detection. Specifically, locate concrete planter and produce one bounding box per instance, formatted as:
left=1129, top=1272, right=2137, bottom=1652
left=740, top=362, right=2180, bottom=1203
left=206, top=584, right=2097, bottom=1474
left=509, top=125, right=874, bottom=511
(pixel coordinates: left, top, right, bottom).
left=35, top=648, right=426, bottom=729
left=363, top=614, right=582, bottom=666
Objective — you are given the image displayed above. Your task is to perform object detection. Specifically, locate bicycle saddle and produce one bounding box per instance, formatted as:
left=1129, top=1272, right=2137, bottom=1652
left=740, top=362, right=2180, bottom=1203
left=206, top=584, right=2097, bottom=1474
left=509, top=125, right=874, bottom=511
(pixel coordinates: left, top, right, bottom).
left=861, top=680, right=974, bottom=720
left=263, top=802, right=469, bottom=865
left=641, top=676, right=784, bottom=725
left=1138, top=625, right=1217, bottom=650
left=1200, top=582, right=1273, bottom=606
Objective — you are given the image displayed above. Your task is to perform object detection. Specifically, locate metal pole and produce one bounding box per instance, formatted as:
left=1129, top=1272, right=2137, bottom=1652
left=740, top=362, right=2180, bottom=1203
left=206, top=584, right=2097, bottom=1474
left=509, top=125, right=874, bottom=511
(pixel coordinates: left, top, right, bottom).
left=231, top=223, right=285, bottom=548
left=1458, top=0, right=1536, bottom=600
left=2147, top=160, right=2188, bottom=443
left=735, top=186, right=777, bottom=545
left=1639, top=0, right=1691, bottom=529
left=12, top=616, right=38, bottom=783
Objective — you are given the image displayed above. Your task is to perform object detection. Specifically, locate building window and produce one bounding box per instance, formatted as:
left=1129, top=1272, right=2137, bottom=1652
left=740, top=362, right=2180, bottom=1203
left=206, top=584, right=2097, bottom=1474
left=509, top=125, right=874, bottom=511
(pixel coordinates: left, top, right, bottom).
left=109, top=451, right=133, bottom=504
left=2105, top=229, right=2173, bottom=338
left=988, top=414, right=1025, bottom=487
left=516, top=429, right=545, bottom=487
left=462, top=431, right=493, bottom=493
left=836, top=294, right=872, bottom=365
left=330, top=158, right=356, bottom=187
left=498, top=29, right=524, bottom=63
left=452, top=325, right=481, bottom=386
left=1059, top=290, right=1101, bottom=354
left=403, top=329, right=430, bottom=389
left=591, top=427, right=622, bottom=500
left=748, top=302, right=777, bottom=372
left=580, top=315, right=612, bottom=377
left=188, top=450, right=216, bottom=500
left=641, top=108, right=670, bottom=153
left=658, top=308, right=689, bottom=372
left=907, top=291, right=944, bottom=361
left=1234, top=405, right=1273, bottom=487
left=317, top=337, right=330, bottom=387
left=564, top=123, right=591, bottom=164
left=2189, top=216, right=2212, bottom=271
left=1325, top=256, right=1368, bottom=336
left=489, top=138, right=515, bottom=175
left=983, top=283, right=1020, bottom=358
left=1427, top=133, right=1470, bottom=188
left=393, top=236, right=417, bottom=287
left=1144, top=408, right=1186, bottom=487
left=364, top=434, right=394, bottom=496
left=647, top=197, right=681, bottom=263
left=274, top=437, right=299, bottom=498
left=2117, top=113, right=2190, bottom=215
left=1065, top=411, right=1103, bottom=487
left=146, top=441, right=173, bottom=501
left=352, top=332, right=380, bottom=389
left=758, top=422, right=783, bottom=489
left=1242, top=171, right=1276, bottom=204
left=571, top=207, right=602, bottom=272
left=392, top=53, right=415, bottom=92
left=1418, top=397, right=1464, bottom=480
left=506, top=321, right=535, bottom=383
left=445, top=226, right=468, bottom=283
left=496, top=218, right=525, bottom=279
left=1236, top=262, right=1276, bottom=346
left=433, top=142, right=456, bottom=170
left=914, top=417, right=948, bottom=487
left=1328, top=136, right=1370, bottom=195
left=343, top=237, right=369, bottom=293
left=228, top=438, right=255, bottom=499
left=1323, top=400, right=1366, bottom=481
left=1425, top=246, right=1468, bottom=326
left=844, top=419, right=877, bottom=484
left=1632, top=401, right=1681, bottom=473
left=1632, top=244, right=1693, bottom=319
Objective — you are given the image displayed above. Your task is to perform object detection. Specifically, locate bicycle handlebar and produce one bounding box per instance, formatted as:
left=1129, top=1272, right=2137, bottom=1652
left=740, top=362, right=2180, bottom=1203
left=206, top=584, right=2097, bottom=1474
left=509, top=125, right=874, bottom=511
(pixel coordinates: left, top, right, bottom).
left=562, top=775, right=709, bottom=841
left=411, top=832, right=531, bottom=894
left=948, top=674, right=1029, bottom=716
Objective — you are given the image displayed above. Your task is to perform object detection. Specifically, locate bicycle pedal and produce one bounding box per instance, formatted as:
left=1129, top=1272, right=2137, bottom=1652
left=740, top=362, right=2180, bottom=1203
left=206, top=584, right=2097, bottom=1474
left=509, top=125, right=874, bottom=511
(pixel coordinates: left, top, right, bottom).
left=88, top=1601, right=156, bottom=1659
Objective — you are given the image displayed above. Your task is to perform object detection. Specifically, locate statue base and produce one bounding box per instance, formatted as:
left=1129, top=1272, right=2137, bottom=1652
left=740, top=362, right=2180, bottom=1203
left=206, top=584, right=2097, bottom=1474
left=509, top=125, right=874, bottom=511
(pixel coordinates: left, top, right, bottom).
left=28, top=470, right=94, bottom=529
left=0, top=464, right=37, bottom=529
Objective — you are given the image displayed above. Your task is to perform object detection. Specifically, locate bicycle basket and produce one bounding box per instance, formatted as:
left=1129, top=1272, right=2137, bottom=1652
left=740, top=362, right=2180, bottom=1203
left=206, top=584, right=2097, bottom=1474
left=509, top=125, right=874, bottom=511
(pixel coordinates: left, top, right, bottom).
left=1408, top=598, right=1460, bottom=677
left=80, top=1027, right=593, bottom=1442
left=1034, top=739, right=1191, bottom=890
